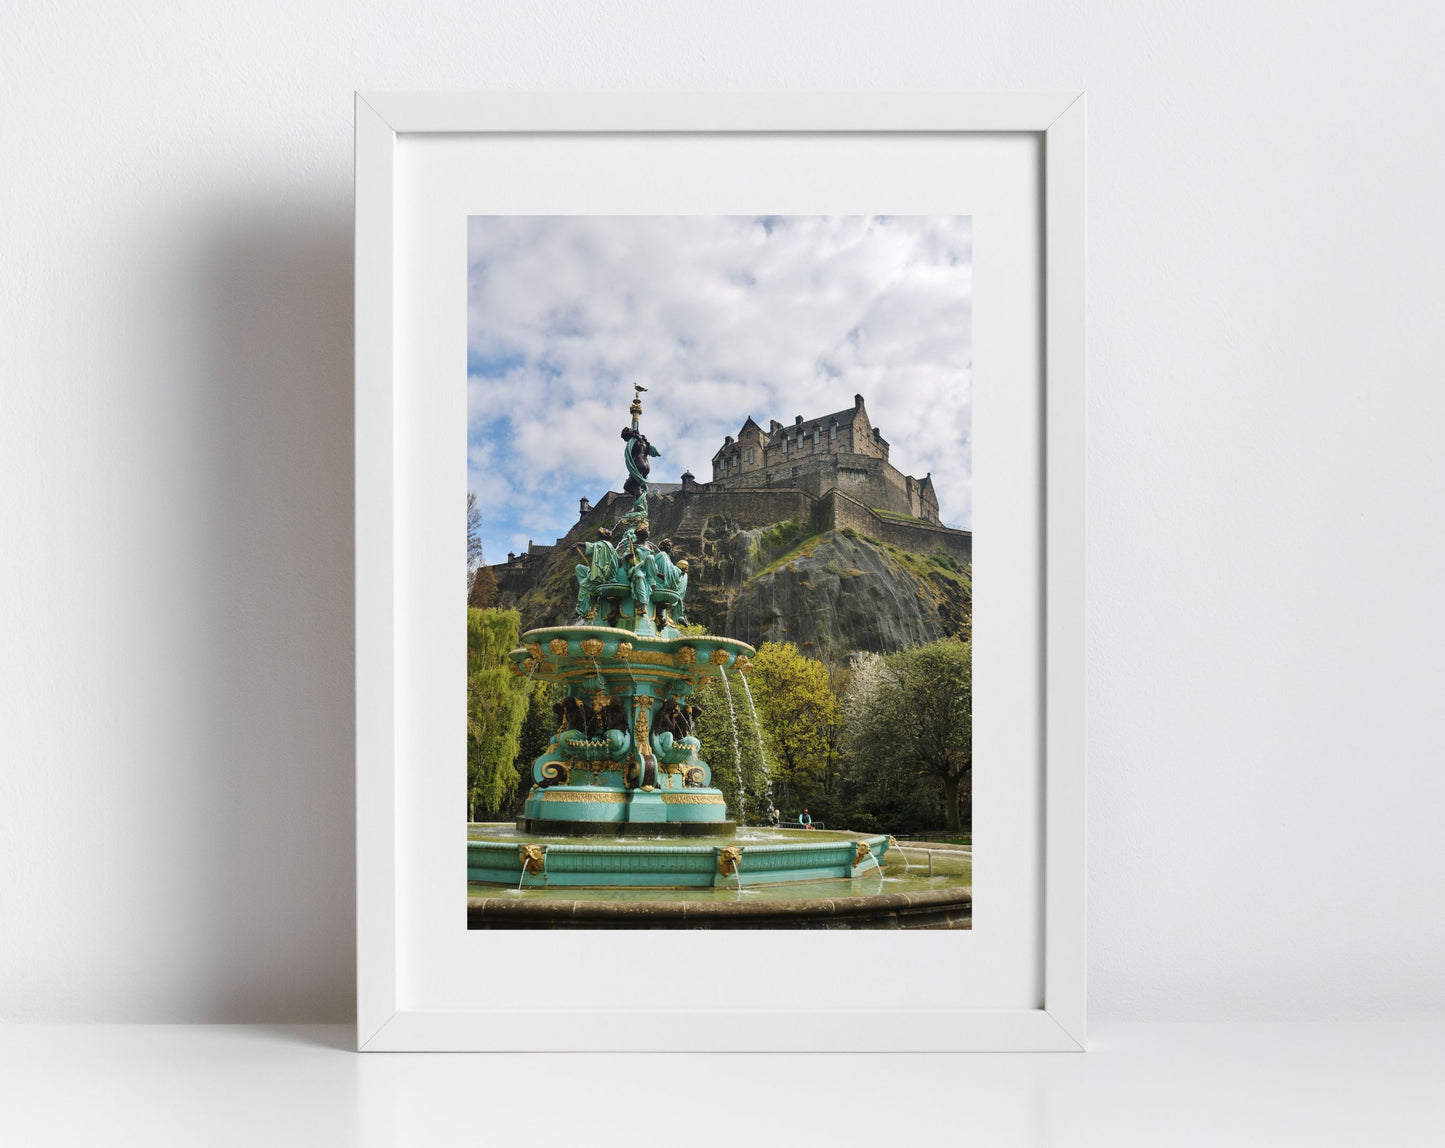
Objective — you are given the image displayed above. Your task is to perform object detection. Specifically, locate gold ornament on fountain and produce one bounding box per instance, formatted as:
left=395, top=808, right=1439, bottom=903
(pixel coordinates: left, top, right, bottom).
left=717, top=846, right=742, bottom=877
left=549, top=638, right=569, bottom=657
left=676, top=646, right=697, bottom=665
left=580, top=638, right=604, bottom=658
left=709, top=648, right=730, bottom=666
left=519, top=843, right=547, bottom=874
left=526, top=642, right=544, bottom=661
left=616, top=641, right=633, bottom=660
left=854, top=841, right=873, bottom=866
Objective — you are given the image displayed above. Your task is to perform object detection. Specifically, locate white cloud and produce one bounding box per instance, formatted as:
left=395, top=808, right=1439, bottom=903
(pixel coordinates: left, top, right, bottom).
left=468, top=215, right=972, bottom=560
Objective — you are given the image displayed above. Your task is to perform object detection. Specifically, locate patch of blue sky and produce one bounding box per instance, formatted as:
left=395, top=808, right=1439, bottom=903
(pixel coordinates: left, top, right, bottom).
left=467, top=349, right=526, bottom=377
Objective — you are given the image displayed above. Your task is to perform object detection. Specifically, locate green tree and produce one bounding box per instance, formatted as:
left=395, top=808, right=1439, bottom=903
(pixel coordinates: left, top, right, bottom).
left=467, top=607, right=530, bottom=821
left=692, top=676, right=769, bottom=824
left=843, top=639, right=971, bottom=831
left=751, top=641, right=843, bottom=788
left=510, top=680, right=561, bottom=813
left=746, top=642, right=844, bottom=821
left=837, top=654, right=939, bottom=832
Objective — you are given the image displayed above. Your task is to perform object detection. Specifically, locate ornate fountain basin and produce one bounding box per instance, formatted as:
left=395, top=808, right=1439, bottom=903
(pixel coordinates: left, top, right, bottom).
left=467, top=829, right=890, bottom=889
left=510, top=626, right=755, bottom=682
left=509, top=626, right=757, bottom=834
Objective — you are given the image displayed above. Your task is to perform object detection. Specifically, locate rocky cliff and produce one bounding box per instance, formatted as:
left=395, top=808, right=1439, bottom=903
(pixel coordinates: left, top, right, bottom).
left=495, top=510, right=970, bottom=662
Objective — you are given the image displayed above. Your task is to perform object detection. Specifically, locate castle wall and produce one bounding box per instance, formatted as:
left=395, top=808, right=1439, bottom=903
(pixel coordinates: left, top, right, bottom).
left=920, top=483, right=939, bottom=522
left=486, top=473, right=969, bottom=610
left=820, top=490, right=972, bottom=564
left=707, top=452, right=934, bottom=520
left=673, top=488, right=815, bottom=536
left=493, top=555, right=546, bottom=600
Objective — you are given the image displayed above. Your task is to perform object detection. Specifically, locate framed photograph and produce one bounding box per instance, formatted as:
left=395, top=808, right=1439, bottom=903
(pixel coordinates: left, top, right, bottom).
left=356, top=92, right=1085, bottom=1051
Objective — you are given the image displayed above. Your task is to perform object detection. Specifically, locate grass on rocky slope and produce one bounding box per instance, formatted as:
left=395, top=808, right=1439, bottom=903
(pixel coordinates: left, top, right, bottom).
left=884, top=544, right=972, bottom=591
left=752, top=529, right=826, bottom=578
left=868, top=506, right=927, bottom=524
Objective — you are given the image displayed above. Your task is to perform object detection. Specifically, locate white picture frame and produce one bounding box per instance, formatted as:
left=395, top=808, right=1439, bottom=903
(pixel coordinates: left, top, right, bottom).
left=355, top=92, right=1085, bottom=1052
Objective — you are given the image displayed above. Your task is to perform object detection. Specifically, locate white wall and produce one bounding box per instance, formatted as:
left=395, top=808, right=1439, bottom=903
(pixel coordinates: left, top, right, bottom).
left=3, top=1, right=1443, bottom=1022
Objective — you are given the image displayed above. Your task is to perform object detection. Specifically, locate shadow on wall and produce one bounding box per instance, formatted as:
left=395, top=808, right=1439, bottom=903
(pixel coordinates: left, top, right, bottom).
left=191, top=202, right=355, bottom=1019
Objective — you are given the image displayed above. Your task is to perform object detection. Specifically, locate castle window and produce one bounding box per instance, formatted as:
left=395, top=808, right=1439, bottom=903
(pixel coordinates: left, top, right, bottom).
left=813, top=429, right=819, bottom=447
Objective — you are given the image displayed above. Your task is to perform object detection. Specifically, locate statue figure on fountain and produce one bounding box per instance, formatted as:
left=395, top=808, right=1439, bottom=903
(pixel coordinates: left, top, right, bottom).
left=572, top=527, right=618, bottom=621
left=651, top=539, right=689, bottom=624
left=567, top=386, right=690, bottom=633
left=621, top=384, right=659, bottom=515
left=650, top=696, right=705, bottom=784
left=553, top=695, right=629, bottom=761
left=622, top=522, right=656, bottom=623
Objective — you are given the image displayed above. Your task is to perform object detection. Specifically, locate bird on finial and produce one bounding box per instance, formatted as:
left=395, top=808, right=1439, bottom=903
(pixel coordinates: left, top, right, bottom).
left=634, top=383, right=648, bottom=395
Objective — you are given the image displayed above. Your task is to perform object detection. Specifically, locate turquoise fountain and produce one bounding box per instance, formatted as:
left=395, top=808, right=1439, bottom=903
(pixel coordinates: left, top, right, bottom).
left=466, top=387, right=976, bottom=926
left=510, top=384, right=748, bottom=839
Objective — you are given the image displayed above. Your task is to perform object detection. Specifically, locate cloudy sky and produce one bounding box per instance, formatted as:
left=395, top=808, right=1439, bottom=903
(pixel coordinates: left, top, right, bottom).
left=468, top=215, right=971, bottom=564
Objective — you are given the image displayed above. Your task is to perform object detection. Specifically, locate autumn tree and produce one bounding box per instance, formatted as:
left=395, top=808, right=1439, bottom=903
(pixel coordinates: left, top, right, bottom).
left=469, top=563, right=498, bottom=608
left=467, top=607, right=530, bottom=821
left=467, top=491, right=485, bottom=589
left=466, top=491, right=499, bottom=606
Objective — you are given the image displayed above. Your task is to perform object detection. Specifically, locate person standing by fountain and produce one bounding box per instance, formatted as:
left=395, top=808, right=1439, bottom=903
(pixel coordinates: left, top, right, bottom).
left=799, top=808, right=813, bottom=830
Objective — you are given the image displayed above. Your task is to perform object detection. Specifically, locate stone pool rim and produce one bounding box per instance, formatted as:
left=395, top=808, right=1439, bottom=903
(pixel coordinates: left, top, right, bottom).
left=466, top=885, right=972, bottom=930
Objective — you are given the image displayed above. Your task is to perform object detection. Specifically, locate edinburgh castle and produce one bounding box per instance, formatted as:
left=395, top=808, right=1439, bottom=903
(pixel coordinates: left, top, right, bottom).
left=484, top=395, right=971, bottom=656
left=709, top=394, right=941, bottom=524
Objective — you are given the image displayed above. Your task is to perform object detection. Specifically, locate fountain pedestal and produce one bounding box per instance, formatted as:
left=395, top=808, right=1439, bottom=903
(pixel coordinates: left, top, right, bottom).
left=627, top=790, right=666, bottom=822
left=510, top=626, right=752, bottom=835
